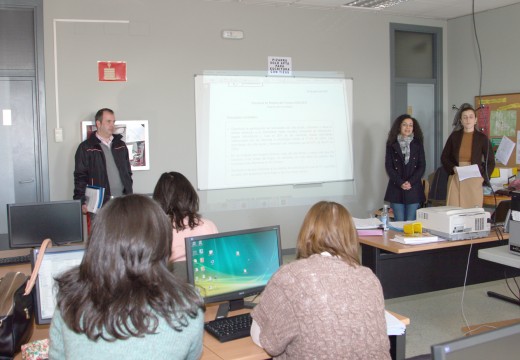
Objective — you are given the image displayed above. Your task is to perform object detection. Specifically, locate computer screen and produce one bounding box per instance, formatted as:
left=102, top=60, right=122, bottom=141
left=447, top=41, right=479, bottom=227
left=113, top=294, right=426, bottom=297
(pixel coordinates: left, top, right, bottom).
left=7, top=200, right=83, bottom=248
left=30, top=245, right=85, bottom=324
left=185, top=225, right=282, bottom=313
left=431, top=322, right=520, bottom=360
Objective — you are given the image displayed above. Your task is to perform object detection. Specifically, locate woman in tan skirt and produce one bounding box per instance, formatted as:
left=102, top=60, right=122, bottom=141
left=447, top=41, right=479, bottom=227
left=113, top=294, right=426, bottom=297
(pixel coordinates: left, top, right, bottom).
left=441, top=103, right=495, bottom=208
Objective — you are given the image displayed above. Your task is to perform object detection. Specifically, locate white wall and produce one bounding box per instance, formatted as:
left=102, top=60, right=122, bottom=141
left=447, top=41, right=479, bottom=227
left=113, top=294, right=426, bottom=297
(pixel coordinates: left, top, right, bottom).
left=43, top=0, right=447, bottom=249
left=447, top=3, right=520, bottom=137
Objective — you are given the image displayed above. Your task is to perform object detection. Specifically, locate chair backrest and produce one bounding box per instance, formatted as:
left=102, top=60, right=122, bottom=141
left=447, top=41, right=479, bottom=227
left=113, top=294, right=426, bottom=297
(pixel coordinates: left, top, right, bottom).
left=422, top=178, right=430, bottom=206
left=428, top=166, right=449, bottom=206
left=491, top=200, right=511, bottom=224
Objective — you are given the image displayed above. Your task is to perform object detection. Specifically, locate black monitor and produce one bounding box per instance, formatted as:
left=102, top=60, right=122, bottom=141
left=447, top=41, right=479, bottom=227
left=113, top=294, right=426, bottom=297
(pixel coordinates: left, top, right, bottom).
left=30, top=245, right=85, bottom=324
left=7, top=200, right=83, bottom=248
left=431, top=322, right=520, bottom=360
left=185, top=225, right=282, bottom=318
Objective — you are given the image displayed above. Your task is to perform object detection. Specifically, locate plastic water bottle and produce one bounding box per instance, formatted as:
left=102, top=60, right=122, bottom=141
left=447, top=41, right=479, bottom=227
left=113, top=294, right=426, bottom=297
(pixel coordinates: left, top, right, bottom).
left=381, top=205, right=389, bottom=231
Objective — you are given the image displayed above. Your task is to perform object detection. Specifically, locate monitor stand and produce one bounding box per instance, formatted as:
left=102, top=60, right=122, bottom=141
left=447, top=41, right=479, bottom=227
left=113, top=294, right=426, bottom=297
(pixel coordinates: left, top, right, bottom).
left=215, top=299, right=256, bottom=319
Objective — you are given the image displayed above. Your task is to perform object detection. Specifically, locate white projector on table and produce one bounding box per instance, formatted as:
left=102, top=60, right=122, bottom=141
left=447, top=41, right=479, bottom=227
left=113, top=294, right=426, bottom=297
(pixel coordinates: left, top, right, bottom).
left=416, top=206, right=490, bottom=241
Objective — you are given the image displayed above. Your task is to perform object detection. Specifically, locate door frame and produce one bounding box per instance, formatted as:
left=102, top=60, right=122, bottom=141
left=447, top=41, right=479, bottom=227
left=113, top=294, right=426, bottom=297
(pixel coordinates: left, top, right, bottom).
left=0, top=0, right=48, bottom=201
left=390, top=23, right=443, bottom=171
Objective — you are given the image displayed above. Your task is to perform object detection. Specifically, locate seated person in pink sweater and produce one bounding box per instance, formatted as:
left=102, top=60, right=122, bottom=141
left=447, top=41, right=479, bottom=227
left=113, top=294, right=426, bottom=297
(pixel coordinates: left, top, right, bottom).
left=251, top=201, right=390, bottom=359
left=153, top=171, right=218, bottom=264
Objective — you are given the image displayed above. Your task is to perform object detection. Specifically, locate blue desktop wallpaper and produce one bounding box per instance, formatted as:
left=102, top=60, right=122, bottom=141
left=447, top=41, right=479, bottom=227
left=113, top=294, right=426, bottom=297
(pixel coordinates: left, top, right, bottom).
left=189, top=230, right=280, bottom=298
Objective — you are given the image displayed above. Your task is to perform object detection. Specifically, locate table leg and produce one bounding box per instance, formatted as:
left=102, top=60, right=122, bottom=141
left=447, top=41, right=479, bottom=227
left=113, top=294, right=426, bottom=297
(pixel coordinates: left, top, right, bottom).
left=389, top=332, right=406, bottom=360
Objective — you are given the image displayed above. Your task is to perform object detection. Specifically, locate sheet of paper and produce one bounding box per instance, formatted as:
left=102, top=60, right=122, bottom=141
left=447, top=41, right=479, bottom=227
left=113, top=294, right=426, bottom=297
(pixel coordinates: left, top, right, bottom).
left=495, top=135, right=515, bottom=165
left=352, top=217, right=383, bottom=229
left=385, top=311, right=405, bottom=336
left=456, top=164, right=481, bottom=181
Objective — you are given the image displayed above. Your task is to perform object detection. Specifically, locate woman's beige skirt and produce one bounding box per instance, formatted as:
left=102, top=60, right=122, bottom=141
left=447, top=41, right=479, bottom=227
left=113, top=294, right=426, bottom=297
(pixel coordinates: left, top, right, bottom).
left=446, top=162, right=483, bottom=208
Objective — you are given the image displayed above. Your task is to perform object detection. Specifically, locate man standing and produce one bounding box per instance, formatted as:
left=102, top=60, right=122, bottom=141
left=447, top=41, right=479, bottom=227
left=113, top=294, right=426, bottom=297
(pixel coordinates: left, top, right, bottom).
left=74, top=108, right=133, bottom=214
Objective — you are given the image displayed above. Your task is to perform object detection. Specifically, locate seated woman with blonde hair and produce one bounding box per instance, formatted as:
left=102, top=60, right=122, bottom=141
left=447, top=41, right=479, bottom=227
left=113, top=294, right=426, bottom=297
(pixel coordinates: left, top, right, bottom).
left=251, top=201, right=390, bottom=359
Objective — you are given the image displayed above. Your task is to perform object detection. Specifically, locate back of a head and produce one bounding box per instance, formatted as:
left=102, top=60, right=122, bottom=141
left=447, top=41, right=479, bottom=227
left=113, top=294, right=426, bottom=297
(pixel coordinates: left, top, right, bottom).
left=56, top=194, right=203, bottom=341
left=84, top=194, right=173, bottom=282
left=296, top=201, right=359, bottom=265
left=152, top=171, right=200, bottom=228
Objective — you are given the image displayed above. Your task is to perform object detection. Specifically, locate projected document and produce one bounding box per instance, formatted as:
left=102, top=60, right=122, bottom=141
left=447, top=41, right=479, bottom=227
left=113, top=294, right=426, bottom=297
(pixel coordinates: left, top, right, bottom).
left=195, top=75, right=353, bottom=190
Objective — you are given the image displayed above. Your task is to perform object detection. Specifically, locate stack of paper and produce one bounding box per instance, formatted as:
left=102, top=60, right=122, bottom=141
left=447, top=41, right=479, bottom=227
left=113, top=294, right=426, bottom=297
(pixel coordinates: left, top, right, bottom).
left=353, top=217, right=384, bottom=236
left=353, top=217, right=383, bottom=229
left=385, top=311, right=405, bottom=336
left=392, top=232, right=439, bottom=245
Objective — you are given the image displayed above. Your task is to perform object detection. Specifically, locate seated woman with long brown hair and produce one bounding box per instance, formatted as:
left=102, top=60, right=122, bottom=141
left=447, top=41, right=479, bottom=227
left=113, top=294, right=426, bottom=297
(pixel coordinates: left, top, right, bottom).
left=49, top=194, right=204, bottom=359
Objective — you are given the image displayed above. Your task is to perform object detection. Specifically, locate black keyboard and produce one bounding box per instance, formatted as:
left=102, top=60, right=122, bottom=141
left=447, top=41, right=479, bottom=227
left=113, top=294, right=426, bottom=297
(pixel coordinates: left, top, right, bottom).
left=205, top=313, right=253, bottom=342
left=0, top=254, right=31, bottom=266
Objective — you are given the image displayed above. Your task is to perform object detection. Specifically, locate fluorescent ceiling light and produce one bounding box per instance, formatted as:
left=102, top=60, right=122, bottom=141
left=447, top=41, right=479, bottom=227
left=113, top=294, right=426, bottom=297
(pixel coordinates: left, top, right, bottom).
left=343, top=0, right=410, bottom=9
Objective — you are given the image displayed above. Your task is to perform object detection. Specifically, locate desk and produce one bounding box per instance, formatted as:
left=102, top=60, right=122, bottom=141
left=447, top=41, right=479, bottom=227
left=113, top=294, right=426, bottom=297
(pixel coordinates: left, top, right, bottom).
left=1, top=251, right=409, bottom=360
left=478, top=245, right=520, bottom=306
left=483, top=194, right=510, bottom=207
left=201, top=305, right=410, bottom=360
left=360, top=231, right=520, bottom=299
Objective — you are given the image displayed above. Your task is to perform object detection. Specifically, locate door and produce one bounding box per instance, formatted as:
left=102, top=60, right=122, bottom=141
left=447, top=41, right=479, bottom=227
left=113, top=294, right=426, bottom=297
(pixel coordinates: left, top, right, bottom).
left=0, top=78, right=39, bottom=245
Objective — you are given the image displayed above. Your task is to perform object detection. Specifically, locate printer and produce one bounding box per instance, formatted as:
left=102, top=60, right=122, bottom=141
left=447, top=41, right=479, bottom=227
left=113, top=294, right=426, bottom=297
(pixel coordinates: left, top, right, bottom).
left=416, top=206, right=490, bottom=241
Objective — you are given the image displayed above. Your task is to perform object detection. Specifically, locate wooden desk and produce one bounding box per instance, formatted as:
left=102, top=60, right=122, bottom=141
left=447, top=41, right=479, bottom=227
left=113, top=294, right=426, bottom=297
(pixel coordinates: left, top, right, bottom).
left=483, top=194, right=511, bottom=207
left=202, top=304, right=410, bottom=360
left=359, top=230, right=520, bottom=299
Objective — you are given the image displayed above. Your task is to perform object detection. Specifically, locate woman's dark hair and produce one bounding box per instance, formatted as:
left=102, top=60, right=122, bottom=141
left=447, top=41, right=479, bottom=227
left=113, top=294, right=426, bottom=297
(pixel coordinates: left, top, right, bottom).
left=152, top=172, right=201, bottom=231
left=452, top=103, right=477, bottom=131
left=55, top=194, right=203, bottom=341
left=386, top=114, right=424, bottom=146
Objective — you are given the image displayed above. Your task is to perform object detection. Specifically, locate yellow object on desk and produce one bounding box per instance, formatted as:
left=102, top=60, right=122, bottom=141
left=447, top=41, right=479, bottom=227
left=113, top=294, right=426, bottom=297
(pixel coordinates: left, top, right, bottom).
left=403, top=222, right=422, bottom=235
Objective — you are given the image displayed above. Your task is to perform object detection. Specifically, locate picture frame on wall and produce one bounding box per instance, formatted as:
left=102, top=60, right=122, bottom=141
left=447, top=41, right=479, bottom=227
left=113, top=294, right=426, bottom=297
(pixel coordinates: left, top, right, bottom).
left=81, top=120, right=150, bottom=171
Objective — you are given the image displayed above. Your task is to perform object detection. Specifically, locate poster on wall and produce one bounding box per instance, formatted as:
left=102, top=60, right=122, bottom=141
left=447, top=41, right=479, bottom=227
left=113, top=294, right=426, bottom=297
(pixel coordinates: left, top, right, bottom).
left=475, top=93, right=520, bottom=167
left=81, top=120, right=149, bottom=170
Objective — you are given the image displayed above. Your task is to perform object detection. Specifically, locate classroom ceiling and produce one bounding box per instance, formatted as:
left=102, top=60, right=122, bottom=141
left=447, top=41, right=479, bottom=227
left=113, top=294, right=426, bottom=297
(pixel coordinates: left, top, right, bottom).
left=205, top=0, right=520, bottom=20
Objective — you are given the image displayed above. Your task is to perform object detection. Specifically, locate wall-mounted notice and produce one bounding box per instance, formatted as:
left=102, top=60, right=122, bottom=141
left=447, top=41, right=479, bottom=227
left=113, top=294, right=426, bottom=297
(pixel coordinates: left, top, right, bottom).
left=194, top=74, right=353, bottom=191
left=98, top=61, right=127, bottom=82
left=268, top=56, right=292, bottom=76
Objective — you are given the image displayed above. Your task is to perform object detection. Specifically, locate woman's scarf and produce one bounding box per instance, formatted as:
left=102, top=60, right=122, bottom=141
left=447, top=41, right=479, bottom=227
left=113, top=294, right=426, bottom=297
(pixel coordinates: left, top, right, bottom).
left=397, top=134, right=414, bottom=165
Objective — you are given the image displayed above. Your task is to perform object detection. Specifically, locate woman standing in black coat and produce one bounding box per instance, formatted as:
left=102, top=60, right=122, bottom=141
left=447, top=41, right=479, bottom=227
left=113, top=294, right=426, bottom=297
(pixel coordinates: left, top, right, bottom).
left=384, top=114, right=426, bottom=221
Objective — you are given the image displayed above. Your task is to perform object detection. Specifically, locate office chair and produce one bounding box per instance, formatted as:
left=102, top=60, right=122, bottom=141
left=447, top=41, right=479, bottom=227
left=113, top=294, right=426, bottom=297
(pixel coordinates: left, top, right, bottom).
left=491, top=200, right=511, bottom=225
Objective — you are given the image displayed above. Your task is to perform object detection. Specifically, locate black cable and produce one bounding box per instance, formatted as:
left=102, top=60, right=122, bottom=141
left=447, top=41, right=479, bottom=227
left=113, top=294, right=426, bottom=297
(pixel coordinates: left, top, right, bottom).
left=504, top=271, right=520, bottom=301
left=472, top=0, right=484, bottom=106
left=472, top=0, right=496, bottom=218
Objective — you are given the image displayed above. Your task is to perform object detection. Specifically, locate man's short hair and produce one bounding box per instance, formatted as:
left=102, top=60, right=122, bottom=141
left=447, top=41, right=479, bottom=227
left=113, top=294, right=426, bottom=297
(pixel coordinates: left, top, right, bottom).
left=95, top=108, right=114, bottom=123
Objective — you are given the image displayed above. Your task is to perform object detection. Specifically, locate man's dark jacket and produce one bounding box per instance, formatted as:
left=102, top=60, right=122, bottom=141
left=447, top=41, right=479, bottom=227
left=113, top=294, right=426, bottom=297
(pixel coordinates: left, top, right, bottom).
left=73, top=131, right=133, bottom=204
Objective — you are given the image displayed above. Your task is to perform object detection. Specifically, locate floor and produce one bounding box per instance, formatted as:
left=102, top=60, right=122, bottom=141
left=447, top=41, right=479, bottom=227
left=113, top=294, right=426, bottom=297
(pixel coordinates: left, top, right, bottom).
left=385, top=279, right=520, bottom=358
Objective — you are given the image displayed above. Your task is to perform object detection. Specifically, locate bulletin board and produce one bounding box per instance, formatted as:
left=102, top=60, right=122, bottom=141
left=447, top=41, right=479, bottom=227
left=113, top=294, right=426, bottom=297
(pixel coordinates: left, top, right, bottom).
left=475, top=93, right=520, bottom=168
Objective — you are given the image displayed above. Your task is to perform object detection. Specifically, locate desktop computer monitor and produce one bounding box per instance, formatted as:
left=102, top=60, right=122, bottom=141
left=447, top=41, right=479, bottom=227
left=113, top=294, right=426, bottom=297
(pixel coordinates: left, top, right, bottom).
left=30, top=245, right=85, bottom=324
left=7, top=200, right=83, bottom=248
left=431, top=322, right=520, bottom=360
left=185, top=225, right=282, bottom=316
